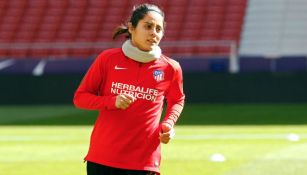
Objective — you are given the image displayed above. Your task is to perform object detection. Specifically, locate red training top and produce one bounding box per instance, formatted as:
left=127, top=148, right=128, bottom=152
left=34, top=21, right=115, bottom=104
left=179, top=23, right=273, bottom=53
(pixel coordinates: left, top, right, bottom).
left=73, top=48, right=185, bottom=174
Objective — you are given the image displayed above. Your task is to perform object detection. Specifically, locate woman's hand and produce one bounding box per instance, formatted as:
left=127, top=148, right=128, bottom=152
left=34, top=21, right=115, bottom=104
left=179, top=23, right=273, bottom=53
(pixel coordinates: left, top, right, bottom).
left=159, top=123, right=175, bottom=144
left=115, top=94, right=136, bottom=110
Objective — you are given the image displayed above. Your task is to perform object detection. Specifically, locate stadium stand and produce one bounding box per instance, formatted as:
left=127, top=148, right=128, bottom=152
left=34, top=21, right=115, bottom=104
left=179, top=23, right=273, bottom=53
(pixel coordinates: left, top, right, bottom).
left=240, top=0, right=307, bottom=56
left=0, top=0, right=247, bottom=59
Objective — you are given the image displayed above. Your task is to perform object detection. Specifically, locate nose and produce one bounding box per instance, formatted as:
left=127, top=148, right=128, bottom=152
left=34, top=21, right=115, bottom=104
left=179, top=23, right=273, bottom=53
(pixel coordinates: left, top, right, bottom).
left=150, top=28, right=158, bottom=37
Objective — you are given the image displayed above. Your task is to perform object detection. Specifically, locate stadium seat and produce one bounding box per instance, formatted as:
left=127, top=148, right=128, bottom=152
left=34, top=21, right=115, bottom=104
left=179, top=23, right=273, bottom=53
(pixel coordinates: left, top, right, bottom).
left=0, top=49, right=8, bottom=58
left=28, top=49, right=50, bottom=58
left=48, top=0, right=69, bottom=8
left=8, top=0, right=27, bottom=8
left=14, top=31, right=36, bottom=42
left=76, top=30, right=97, bottom=42
left=0, top=0, right=8, bottom=8
left=190, top=0, right=208, bottom=6
left=89, top=0, right=108, bottom=7
left=71, top=48, right=94, bottom=58
left=0, top=31, right=14, bottom=42
left=69, top=0, right=88, bottom=8
left=56, top=31, right=77, bottom=42
left=50, top=48, right=70, bottom=58
left=10, top=49, right=29, bottom=58
left=0, top=0, right=247, bottom=58
left=28, top=0, right=48, bottom=8
left=35, top=31, right=56, bottom=42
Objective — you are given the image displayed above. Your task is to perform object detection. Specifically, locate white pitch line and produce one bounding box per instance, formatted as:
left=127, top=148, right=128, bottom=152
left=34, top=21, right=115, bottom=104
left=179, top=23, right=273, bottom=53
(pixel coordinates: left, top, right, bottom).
left=0, top=134, right=307, bottom=142
left=32, top=59, right=47, bottom=76
left=0, top=59, right=15, bottom=70
left=0, top=135, right=82, bottom=142
left=175, top=134, right=307, bottom=140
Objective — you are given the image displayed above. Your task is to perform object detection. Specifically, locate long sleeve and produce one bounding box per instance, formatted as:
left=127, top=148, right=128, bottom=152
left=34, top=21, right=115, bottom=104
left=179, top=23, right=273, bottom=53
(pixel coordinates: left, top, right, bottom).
left=73, top=53, right=117, bottom=110
left=162, top=62, right=185, bottom=127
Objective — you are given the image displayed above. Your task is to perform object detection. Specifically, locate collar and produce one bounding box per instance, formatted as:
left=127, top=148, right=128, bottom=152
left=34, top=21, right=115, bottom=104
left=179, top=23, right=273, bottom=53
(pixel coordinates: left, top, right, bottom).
left=122, top=40, right=162, bottom=63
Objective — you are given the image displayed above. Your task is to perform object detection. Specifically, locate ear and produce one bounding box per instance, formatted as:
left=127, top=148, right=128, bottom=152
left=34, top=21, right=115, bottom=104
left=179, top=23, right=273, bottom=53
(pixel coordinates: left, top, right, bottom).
left=128, top=22, right=134, bottom=34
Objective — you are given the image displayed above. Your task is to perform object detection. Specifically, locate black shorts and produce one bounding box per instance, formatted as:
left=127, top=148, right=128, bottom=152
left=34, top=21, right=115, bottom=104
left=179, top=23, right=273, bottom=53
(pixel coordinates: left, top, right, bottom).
left=87, top=161, right=156, bottom=175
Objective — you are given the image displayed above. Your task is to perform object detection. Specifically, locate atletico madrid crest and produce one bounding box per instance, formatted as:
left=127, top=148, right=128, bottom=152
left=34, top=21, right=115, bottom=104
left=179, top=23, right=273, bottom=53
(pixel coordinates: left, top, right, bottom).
left=153, top=70, right=164, bottom=82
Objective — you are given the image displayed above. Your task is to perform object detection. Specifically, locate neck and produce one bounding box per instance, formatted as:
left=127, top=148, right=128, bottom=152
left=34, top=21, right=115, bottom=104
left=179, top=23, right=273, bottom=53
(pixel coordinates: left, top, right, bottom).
left=122, top=40, right=162, bottom=63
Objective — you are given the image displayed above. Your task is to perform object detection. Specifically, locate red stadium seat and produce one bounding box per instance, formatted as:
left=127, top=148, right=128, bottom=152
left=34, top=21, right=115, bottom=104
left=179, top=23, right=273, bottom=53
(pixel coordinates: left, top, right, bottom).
left=56, top=31, right=77, bottom=42
left=190, top=0, right=208, bottom=6
left=71, top=48, right=94, bottom=58
left=50, top=48, right=71, bottom=58
left=0, top=49, right=8, bottom=58
left=14, top=31, right=35, bottom=42
left=9, top=49, right=29, bottom=58
left=28, top=49, right=50, bottom=58
left=69, top=0, right=88, bottom=8
left=0, top=0, right=8, bottom=8
left=48, top=0, right=69, bottom=8
left=35, top=30, right=57, bottom=42
left=89, top=0, right=108, bottom=7
left=161, top=47, right=175, bottom=56
left=28, top=0, right=48, bottom=8
left=0, top=0, right=247, bottom=58
left=0, top=30, right=16, bottom=42
left=8, top=0, right=27, bottom=8
left=179, top=29, right=201, bottom=40
left=76, top=30, right=97, bottom=42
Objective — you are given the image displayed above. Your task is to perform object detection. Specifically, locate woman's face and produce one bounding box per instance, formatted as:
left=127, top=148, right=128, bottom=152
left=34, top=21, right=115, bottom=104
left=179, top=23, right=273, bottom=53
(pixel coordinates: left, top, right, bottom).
left=129, top=11, right=164, bottom=51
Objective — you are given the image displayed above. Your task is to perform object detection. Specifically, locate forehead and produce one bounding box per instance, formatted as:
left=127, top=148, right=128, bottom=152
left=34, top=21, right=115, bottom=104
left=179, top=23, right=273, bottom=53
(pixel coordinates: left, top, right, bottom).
left=140, top=11, right=164, bottom=26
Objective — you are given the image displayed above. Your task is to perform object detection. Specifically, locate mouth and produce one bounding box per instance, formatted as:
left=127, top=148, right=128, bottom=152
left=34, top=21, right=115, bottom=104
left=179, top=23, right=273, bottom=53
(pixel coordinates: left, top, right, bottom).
left=147, top=39, right=157, bottom=45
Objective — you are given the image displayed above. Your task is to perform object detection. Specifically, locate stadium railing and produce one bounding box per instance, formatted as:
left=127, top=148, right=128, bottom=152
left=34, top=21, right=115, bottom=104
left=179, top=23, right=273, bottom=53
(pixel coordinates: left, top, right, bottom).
left=0, top=40, right=239, bottom=73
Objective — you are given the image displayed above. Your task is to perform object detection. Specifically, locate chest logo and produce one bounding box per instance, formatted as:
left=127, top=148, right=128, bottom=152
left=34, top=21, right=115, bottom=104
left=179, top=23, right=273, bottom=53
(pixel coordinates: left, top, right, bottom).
left=115, top=65, right=127, bottom=70
left=153, top=70, right=164, bottom=82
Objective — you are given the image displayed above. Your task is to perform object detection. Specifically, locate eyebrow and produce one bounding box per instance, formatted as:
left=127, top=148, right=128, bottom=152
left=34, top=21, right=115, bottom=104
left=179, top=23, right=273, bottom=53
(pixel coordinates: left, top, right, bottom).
left=144, top=21, right=163, bottom=29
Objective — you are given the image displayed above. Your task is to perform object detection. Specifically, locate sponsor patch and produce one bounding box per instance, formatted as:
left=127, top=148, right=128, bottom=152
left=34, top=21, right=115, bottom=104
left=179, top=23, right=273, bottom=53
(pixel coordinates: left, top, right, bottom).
left=153, top=70, right=164, bottom=82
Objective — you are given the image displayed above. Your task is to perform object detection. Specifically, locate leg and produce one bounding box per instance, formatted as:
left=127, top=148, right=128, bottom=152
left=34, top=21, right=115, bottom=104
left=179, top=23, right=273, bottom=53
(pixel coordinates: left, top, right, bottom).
left=87, top=161, right=111, bottom=175
left=87, top=161, right=156, bottom=175
left=124, top=169, right=156, bottom=175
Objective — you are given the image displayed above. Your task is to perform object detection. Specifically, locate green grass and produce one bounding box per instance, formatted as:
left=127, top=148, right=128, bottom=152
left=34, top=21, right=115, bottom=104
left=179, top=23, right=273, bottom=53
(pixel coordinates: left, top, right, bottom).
left=0, top=125, right=307, bottom=175
left=1, top=103, right=307, bottom=125
left=1, top=104, right=307, bottom=175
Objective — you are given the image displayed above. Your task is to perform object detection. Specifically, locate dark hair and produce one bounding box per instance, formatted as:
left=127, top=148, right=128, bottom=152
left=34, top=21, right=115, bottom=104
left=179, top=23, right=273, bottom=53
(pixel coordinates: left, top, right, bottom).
left=112, top=3, right=165, bottom=40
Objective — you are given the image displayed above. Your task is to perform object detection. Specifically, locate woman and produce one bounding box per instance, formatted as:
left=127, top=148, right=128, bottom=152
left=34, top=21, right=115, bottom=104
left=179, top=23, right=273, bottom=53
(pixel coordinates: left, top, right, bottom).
left=74, top=3, right=185, bottom=175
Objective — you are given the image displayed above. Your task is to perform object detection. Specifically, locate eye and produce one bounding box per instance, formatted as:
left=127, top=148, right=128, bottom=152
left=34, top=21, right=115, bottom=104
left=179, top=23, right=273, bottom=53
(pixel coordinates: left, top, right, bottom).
left=145, top=24, right=152, bottom=30
left=156, top=26, right=162, bottom=33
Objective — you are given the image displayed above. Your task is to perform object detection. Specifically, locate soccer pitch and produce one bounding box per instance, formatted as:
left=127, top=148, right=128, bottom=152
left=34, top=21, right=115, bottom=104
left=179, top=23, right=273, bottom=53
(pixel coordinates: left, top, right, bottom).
left=0, top=126, right=307, bottom=175
left=1, top=104, right=307, bottom=175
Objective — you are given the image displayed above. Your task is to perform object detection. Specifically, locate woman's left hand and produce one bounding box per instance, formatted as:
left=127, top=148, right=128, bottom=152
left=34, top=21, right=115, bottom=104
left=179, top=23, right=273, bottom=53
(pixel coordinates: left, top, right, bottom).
left=159, top=123, right=175, bottom=144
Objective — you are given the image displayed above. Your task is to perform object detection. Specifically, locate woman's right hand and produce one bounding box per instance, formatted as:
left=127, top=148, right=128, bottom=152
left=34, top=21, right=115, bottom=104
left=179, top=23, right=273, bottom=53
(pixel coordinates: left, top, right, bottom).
left=115, top=94, right=136, bottom=110
left=159, top=123, right=175, bottom=144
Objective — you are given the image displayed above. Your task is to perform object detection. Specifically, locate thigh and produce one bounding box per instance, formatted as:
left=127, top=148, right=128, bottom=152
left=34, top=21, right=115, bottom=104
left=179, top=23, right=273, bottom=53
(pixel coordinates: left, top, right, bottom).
left=87, top=161, right=111, bottom=175
left=125, top=169, right=156, bottom=175
left=87, top=161, right=156, bottom=175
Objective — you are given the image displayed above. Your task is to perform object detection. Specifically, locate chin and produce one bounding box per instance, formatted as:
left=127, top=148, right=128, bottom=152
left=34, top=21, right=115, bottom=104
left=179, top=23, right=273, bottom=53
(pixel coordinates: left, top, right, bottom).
left=149, top=44, right=157, bottom=50
left=141, top=46, right=153, bottom=52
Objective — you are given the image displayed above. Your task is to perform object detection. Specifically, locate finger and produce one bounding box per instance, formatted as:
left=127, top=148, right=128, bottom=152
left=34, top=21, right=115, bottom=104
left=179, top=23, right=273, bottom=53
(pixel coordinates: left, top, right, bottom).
left=119, top=101, right=129, bottom=109
left=116, top=96, right=127, bottom=109
left=115, top=95, right=123, bottom=109
left=122, top=102, right=130, bottom=109
left=159, top=135, right=170, bottom=144
left=160, top=139, right=169, bottom=144
left=161, top=123, right=172, bottom=133
left=116, top=94, right=131, bottom=108
left=169, top=128, right=175, bottom=138
left=121, top=95, right=133, bottom=105
left=122, top=93, right=137, bottom=102
left=160, top=133, right=170, bottom=141
left=159, top=129, right=175, bottom=143
left=161, top=132, right=170, bottom=137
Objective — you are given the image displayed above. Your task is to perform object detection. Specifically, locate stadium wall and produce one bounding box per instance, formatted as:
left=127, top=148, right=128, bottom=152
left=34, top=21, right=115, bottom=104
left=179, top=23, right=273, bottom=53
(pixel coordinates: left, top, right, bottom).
left=1, top=72, right=307, bottom=104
